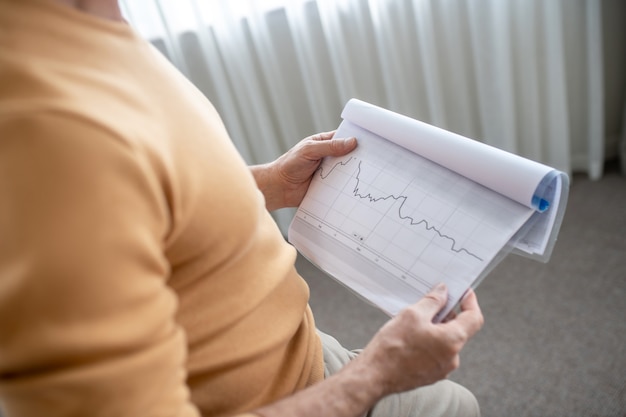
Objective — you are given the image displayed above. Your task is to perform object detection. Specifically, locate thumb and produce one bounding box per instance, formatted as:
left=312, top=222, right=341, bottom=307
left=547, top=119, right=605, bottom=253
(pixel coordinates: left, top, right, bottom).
left=331, top=137, right=358, bottom=154
left=307, top=137, right=357, bottom=159
left=416, top=283, right=448, bottom=320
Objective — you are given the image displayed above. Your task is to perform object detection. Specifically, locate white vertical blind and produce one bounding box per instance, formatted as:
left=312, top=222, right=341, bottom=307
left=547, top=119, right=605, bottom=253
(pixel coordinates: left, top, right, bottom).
left=584, top=0, right=604, bottom=180
left=541, top=0, right=571, bottom=176
left=121, top=0, right=624, bottom=229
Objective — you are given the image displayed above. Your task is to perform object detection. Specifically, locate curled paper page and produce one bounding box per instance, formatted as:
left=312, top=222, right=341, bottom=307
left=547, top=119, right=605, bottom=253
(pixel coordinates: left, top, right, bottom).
left=342, top=99, right=555, bottom=212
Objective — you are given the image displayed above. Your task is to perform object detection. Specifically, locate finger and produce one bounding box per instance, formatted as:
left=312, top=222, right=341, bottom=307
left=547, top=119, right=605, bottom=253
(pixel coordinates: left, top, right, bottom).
left=310, top=131, right=336, bottom=141
left=460, top=288, right=479, bottom=312
left=413, top=282, right=448, bottom=321
left=303, top=136, right=357, bottom=160
left=449, top=289, right=484, bottom=337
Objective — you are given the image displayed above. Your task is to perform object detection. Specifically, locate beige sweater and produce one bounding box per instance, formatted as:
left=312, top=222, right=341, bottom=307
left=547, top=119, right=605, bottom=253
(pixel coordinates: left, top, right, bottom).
left=0, top=0, right=323, bottom=416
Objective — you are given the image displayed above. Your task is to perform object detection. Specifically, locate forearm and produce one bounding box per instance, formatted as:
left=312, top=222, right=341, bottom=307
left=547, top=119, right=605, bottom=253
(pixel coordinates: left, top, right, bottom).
left=254, top=357, right=384, bottom=417
left=254, top=288, right=484, bottom=417
left=250, top=163, right=287, bottom=211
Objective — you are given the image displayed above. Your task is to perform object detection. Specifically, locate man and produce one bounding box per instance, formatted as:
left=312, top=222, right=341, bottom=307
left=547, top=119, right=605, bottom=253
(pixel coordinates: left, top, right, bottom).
left=0, top=0, right=484, bottom=416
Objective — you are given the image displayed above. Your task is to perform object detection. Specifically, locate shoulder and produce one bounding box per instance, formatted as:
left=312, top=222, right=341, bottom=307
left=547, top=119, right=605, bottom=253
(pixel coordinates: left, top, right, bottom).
left=0, top=110, right=170, bottom=239
left=0, top=110, right=147, bottom=177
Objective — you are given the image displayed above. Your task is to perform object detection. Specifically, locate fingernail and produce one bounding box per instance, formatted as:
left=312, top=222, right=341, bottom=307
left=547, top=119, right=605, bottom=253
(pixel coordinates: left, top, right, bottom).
left=433, top=283, right=447, bottom=293
left=343, top=137, right=356, bottom=146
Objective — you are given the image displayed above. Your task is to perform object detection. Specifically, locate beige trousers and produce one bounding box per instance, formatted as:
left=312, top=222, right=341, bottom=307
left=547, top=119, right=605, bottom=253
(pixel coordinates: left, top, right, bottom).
left=319, top=331, right=481, bottom=417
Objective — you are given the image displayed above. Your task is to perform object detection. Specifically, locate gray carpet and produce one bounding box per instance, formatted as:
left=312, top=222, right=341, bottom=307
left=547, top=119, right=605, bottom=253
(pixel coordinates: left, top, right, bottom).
left=298, top=163, right=626, bottom=417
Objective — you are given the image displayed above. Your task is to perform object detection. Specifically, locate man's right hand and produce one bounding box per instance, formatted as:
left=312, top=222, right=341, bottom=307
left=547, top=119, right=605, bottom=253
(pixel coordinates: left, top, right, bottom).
left=350, top=283, right=484, bottom=397
left=254, top=283, right=483, bottom=417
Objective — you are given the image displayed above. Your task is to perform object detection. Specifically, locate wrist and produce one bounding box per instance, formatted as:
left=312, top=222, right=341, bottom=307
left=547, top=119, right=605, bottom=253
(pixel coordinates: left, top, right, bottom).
left=254, top=359, right=385, bottom=417
left=340, top=352, right=389, bottom=401
left=250, top=162, right=285, bottom=211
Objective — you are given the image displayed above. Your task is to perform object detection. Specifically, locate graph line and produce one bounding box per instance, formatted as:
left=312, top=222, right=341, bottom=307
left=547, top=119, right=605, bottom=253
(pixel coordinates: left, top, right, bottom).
left=321, top=157, right=484, bottom=261
left=318, top=157, right=354, bottom=179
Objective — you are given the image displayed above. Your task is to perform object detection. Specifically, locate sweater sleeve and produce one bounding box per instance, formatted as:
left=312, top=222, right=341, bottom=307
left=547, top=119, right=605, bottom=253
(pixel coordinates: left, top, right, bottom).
left=0, top=113, right=199, bottom=417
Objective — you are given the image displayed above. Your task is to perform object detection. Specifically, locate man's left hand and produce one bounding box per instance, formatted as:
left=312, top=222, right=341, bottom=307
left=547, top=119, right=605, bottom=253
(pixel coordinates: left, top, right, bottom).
left=252, top=131, right=357, bottom=211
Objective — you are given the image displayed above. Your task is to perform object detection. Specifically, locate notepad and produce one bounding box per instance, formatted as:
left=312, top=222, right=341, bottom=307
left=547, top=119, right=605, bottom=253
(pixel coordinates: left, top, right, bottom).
left=289, top=99, right=569, bottom=321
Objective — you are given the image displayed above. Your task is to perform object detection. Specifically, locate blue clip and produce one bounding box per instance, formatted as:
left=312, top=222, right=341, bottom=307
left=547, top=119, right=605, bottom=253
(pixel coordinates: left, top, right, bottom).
left=532, top=195, right=550, bottom=212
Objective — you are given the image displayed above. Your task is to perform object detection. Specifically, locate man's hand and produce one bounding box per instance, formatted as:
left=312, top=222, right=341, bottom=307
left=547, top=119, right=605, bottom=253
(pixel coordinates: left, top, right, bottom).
left=250, top=131, right=357, bottom=211
left=351, top=283, right=484, bottom=397
left=254, top=284, right=484, bottom=417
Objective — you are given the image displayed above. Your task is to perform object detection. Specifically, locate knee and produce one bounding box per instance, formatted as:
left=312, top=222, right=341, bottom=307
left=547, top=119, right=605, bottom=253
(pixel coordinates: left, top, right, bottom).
left=436, top=380, right=480, bottom=417
left=368, top=379, right=480, bottom=417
